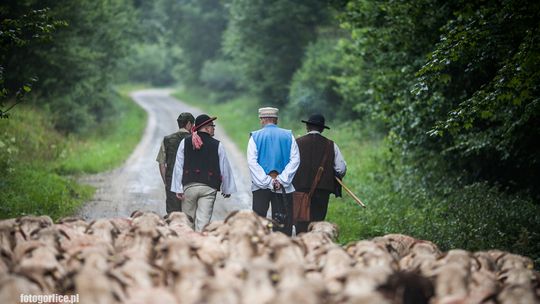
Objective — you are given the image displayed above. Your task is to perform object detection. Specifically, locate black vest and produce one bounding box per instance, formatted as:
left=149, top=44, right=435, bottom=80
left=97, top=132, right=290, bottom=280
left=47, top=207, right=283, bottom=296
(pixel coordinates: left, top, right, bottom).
left=164, top=130, right=190, bottom=190
left=293, top=134, right=336, bottom=193
left=183, top=132, right=221, bottom=190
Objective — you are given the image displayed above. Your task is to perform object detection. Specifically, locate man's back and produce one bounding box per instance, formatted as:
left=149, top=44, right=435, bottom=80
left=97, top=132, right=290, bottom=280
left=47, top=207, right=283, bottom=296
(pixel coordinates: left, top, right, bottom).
left=294, top=133, right=335, bottom=193
left=251, top=124, right=292, bottom=174
left=164, top=130, right=190, bottom=189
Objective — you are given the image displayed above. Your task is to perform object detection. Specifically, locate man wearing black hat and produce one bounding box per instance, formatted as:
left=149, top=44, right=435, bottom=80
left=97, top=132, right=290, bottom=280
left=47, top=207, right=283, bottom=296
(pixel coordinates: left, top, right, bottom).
left=170, top=114, right=237, bottom=231
left=156, top=112, right=195, bottom=214
left=292, top=114, right=347, bottom=234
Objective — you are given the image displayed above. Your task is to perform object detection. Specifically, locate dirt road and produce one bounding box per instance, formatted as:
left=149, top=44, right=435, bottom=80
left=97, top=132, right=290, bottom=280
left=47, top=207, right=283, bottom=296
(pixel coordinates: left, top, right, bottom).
left=77, top=89, right=252, bottom=220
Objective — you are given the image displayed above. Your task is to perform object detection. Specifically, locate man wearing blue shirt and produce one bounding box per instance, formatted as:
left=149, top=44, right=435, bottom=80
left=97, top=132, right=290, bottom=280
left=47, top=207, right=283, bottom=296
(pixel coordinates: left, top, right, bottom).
left=247, top=107, right=300, bottom=235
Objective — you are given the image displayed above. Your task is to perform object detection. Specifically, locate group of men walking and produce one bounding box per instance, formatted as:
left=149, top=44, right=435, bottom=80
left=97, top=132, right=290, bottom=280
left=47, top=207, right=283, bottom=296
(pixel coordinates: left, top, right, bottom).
left=156, top=107, right=346, bottom=236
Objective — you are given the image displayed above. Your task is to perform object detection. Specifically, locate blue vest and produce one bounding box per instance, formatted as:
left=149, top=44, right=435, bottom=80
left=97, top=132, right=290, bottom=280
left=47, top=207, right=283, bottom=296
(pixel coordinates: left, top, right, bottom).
left=251, top=124, right=292, bottom=174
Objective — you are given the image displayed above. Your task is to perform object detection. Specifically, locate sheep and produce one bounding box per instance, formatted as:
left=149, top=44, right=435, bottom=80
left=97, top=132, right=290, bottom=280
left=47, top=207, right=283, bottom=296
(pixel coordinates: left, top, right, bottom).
left=2, top=210, right=539, bottom=304
left=57, top=216, right=88, bottom=235
left=12, top=240, right=63, bottom=292
left=0, top=219, right=16, bottom=254
left=432, top=263, right=470, bottom=300
left=372, top=233, right=417, bottom=260
left=319, top=244, right=354, bottom=294
left=125, top=287, right=177, bottom=304
left=17, top=215, right=54, bottom=241
left=497, top=284, right=539, bottom=304
left=241, top=257, right=277, bottom=304
left=264, top=232, right=306, bottom=268
left=85, top=219, right=119, bottom=246
left=308, top=221, right=339, bottom=241
left=346, top=240, right=398, bottom=270
left=344, top=266, right=394, bottom=297
left=0, top=274, right=42, bottom=303
left=467, top=269, right=500, bottom=304
left=197, top=278, right=241, bottom=304
left=496, top=253, right=535, bottom=273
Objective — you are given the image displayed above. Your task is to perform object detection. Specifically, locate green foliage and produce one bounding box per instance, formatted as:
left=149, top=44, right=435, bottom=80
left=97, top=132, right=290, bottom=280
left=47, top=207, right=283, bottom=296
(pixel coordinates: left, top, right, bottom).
left=223, top=0, right=331, bottom=105
left=199, top=59, right=244, bottom=101
left=0, top=3, right=66, bottom=117
left=336, top=0, right=454, bottom=124
left=2, top=0, right=137, bottom=132
left=0, top=107, right=92, bottom=220
left=287, top=34, right=347, bottom=120
left=159, top=0, right=228, bottom=85
left=119, top=42, right=179, bottom=86
left=412, top=0, right=540, bottom=195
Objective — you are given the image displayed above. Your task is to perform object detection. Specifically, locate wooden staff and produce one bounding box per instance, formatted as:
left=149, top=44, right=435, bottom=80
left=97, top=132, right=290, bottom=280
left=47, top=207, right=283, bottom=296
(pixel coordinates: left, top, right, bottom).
left=335, top=177, right=366, bottom=208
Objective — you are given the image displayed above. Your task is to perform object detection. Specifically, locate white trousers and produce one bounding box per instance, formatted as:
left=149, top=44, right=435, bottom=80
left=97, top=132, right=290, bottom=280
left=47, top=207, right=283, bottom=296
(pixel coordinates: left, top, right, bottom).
left=183, top=182, right=217, bottom=231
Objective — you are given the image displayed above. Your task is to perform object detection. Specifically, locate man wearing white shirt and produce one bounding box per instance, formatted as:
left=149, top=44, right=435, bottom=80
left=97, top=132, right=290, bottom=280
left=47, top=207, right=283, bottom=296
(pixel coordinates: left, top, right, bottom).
left=293, top=114, right=347, bottom=234
left=171, top=114, right=237, bottom=231
left=247, top=107, right=300, bottom=236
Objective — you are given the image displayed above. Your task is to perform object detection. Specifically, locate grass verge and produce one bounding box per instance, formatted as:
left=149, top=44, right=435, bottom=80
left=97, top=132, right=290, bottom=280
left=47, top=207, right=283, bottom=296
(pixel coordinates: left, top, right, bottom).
left=56, top=86, right=147, bottom=174
left=0, top=86, right=147, bottom=220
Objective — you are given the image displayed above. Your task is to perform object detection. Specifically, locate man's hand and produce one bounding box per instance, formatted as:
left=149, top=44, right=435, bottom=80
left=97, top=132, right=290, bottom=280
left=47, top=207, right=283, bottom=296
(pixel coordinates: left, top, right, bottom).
left=176, top=193, right=185, bottom=200
left=273, top=179, right=282, bottom=191
left=222, top=193, right=231, bottom=198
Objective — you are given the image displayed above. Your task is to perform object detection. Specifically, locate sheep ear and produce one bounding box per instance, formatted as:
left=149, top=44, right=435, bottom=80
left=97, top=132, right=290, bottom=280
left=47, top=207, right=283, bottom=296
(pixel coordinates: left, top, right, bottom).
left=130, top=210, right=144, bottom=218
left=109, top=221, right=121, bottom=237
left=224, top=210, right=239, bottom=223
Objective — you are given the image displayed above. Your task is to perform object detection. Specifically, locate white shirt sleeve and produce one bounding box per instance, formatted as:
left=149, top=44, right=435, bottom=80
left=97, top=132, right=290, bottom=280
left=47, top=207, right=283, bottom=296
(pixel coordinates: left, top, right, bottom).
left=170, top=139, right=185, bottom=193
left=334, top=142, right=347, bottom=178
left=247, top=136, right=273, bottom=189
left=218, top=143, right=237, bottom=195
left=276, top=134, right=300, bottom=188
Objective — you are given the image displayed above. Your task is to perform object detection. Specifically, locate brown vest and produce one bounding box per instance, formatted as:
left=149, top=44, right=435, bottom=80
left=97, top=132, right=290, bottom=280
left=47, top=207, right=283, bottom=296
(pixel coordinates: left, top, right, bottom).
left=293, top=133, right=335, bottom=193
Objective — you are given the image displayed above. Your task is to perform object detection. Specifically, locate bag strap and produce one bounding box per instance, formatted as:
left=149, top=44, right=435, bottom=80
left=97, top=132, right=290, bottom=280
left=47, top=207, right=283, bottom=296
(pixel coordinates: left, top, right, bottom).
left=307, top=139, right=332, bottom=198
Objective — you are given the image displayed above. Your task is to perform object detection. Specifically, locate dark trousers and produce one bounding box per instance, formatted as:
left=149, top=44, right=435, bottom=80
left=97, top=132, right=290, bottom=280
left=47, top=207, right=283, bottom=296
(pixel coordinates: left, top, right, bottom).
left=252, top=189, right=293, bottom=236
left=295, top=190, right=331, bottom=234
left=165, top=189, right=182, bottom=214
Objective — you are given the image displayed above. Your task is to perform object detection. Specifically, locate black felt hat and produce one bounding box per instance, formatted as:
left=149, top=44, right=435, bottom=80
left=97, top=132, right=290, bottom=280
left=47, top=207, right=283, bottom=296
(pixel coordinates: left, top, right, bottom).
left=193, top=114, right=217, bottom=131
left=302, top=114, right=330, bottom=129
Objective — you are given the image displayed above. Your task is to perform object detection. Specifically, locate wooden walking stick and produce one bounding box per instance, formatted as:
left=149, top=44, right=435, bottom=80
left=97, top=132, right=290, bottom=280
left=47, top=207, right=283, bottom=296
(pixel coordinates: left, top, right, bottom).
left=335, top=177, right=366, bottom=208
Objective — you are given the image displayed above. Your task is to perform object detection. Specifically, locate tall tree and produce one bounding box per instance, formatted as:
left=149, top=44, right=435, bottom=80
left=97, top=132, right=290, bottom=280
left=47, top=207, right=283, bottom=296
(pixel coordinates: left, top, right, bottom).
left=223, top=0, right=330, bottom=105
left=158, top=0, right=228, bottom=85
left=414, top=0, right=540, bottom=194
left=2, top=0, right=137, bottom=132
left=0, top=2, right=65, bottom=118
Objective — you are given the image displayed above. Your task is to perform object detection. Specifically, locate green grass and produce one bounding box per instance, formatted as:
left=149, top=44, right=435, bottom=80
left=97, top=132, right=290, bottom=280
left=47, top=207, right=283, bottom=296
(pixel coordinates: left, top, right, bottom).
left=0, top=107, right=93, bottom=220
left=56, top=87, right=147, bottom=174
left=174, top=85, right=540, bottom=264
left=0, top=86, right=147, bottom=220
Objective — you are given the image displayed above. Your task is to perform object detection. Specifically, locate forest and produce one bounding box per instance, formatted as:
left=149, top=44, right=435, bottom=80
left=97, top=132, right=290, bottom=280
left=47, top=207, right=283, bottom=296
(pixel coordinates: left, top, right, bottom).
left=1, top=0, right=539, bottom=262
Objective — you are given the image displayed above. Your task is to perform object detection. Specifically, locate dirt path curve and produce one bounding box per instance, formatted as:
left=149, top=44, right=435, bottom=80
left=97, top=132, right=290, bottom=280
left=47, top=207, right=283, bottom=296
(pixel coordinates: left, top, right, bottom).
left=77, top=89, right=252, bottom=220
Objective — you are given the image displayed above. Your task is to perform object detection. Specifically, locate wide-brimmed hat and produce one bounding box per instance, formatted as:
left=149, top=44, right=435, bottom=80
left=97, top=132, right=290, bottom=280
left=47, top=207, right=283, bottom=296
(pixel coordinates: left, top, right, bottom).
left=258, top=107, right=279, bottom=118
left=302, top=114, right=330, bottom=129
left=193, top=114, right=217, bottom=131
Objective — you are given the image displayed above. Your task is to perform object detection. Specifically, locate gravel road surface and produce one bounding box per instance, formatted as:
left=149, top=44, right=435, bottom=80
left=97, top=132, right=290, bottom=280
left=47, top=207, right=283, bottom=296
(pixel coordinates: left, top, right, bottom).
left=77, top=89, right=252, bottom=220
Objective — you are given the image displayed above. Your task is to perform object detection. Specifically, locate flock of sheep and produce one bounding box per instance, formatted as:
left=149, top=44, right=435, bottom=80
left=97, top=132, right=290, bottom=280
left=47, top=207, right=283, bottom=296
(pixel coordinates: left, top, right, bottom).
left=1, top=210, right=538, bottom=304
